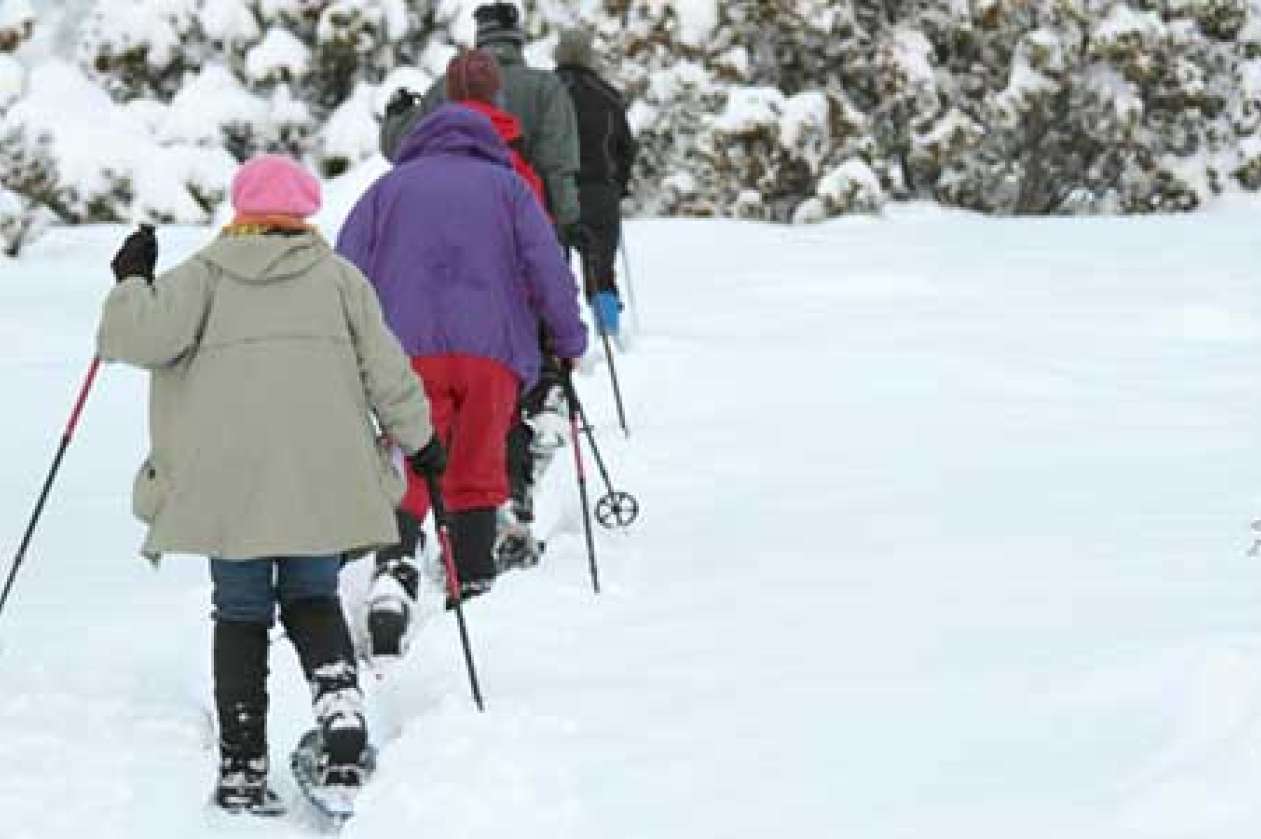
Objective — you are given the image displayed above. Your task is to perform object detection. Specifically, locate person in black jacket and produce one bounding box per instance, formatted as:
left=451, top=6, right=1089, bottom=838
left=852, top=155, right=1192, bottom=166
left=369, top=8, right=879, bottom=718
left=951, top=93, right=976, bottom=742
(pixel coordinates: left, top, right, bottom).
left=554, top=27, right=637, bottom=338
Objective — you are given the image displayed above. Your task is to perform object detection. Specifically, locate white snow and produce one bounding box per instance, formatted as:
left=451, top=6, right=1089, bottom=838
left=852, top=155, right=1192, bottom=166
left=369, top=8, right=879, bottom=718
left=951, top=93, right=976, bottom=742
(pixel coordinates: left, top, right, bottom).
left=1240, top=59, right=1261, bottom=103
left=376, top=65, right=433, bottom=115
left=4, top=61, right=235, bottom=223
left=0, top=199, right=1260, bottom=837
left=0, top=0, right=34, bottom=31
left=625, top=99, right=658, bottom=135
left=319, top=83, right=380, bottom=168
left=161, top=64, right=267, bottom=145
left=199, top=0, right=261, bottom=48
left=917, top=106, right=985, bottom=151
left=1087, top=64, right=1143, bottom=126
left=78, top=0, right=196, bottom=70
left=817, top=158, right=884, bottom=212
left=888, top=27, right=935, bottom=90
left=0, top=52, right=24, bottom=108
left=245, top=26, right=311, bottom=83
left=660, top=170, right=697, bottom=196
left=778, top=91, right=830, bottom=170
left=1094, top=3, right=1166, bottom=45
left=646, top=60, right=710, bottom=103
left=711, top=85, right=784, bottom=134
left=671, top=0, right=718, bottom=49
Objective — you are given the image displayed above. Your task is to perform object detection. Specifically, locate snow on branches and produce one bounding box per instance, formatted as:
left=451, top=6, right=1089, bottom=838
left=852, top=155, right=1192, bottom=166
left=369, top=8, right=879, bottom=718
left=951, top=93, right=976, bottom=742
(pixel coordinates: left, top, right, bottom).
left=6, top=0, right=1261, bottom=238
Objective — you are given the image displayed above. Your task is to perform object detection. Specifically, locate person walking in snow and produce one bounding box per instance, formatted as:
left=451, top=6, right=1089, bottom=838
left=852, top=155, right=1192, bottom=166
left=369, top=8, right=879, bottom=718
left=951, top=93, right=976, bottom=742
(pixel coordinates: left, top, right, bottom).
left=440, top=47, right=569, bottom=570
left=380, top=1, right=583, bottom=245
left=337, top=104, right=588, bottom=659
left=445, top=48, right=547, bottom=208
left=96, top=155, right=443, bottom=815
left=554, top=26, right=638, bottom=339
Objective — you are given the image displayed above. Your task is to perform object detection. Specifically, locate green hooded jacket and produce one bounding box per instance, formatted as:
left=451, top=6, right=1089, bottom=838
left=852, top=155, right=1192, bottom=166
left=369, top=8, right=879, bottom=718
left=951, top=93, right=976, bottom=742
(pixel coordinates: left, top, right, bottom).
left=380, top=41, right=581, bottom=227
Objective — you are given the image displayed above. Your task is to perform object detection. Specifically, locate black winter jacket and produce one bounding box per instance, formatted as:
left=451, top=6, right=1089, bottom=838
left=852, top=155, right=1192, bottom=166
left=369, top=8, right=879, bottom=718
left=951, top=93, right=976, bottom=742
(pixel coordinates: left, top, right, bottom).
left=554, top=65, right=637, bottom=192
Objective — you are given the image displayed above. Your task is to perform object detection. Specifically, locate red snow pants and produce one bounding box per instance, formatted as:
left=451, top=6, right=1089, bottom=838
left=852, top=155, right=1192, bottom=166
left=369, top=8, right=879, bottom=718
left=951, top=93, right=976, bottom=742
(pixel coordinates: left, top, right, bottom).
left=400, top=355, right=520, bottom=518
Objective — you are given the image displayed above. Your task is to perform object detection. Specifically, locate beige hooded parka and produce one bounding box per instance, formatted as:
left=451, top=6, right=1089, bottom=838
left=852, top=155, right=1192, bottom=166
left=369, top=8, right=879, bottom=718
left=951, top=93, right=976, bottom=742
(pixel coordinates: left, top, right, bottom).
left=97, top=231, right=432, bottom=563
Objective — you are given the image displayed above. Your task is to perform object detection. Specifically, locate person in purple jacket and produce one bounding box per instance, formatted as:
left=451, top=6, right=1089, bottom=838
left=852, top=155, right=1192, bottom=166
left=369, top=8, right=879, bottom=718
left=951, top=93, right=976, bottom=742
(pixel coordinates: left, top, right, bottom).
left=337, top=104, right=587, bottom=657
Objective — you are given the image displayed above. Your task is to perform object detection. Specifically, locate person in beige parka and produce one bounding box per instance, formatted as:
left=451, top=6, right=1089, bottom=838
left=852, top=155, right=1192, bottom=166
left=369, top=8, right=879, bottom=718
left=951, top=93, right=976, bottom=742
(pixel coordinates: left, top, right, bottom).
left=96, top=155, right=444, bottom=815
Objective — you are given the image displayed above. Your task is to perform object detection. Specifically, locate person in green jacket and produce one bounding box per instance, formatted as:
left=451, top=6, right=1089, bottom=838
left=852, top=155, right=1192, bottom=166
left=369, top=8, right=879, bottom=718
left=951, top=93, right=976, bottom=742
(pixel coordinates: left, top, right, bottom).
left=380, top=1, right=583, bottom=242
left=97, top=155, right=444, bottom=817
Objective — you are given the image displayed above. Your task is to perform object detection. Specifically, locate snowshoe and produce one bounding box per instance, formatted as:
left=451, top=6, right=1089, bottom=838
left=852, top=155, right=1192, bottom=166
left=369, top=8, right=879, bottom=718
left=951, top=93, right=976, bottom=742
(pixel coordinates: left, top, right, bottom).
left=211, top=754, right=286, bottom=817
left=290, top=727, right=376, bottom=827
left=526, top=388, right=568, bottom=461
left=494, top=513, right=544, bottom=572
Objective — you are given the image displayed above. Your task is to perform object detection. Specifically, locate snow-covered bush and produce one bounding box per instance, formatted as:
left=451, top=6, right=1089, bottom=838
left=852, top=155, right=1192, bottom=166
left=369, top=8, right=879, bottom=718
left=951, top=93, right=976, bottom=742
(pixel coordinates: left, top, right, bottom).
left=0, top=126, right=59, bottom=256
left=7, top=0, right=1261, bottom=241
left=2, top=61, right=235, bottom=227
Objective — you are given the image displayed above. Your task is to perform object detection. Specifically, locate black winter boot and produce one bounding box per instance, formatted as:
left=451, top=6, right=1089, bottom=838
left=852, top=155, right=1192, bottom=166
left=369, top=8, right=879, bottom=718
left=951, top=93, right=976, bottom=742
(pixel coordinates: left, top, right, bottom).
left=368, top=510, right=424, bottom=657
left=281, top=598, right=368, bottom=788
left=447, top=507, right=498, bottom=607
left=212, top=621, right=283, bottom=815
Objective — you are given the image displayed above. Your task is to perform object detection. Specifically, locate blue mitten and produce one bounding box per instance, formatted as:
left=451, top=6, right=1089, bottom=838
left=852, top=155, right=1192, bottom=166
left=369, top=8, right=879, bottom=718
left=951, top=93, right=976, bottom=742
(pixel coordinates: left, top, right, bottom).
left=592, top=291, right=622, bottom=337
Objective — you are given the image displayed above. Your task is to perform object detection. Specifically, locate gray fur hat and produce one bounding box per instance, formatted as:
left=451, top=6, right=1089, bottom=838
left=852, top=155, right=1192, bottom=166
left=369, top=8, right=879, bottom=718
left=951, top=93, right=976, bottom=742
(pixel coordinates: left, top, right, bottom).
left=554, top=27, right=595, bottom=68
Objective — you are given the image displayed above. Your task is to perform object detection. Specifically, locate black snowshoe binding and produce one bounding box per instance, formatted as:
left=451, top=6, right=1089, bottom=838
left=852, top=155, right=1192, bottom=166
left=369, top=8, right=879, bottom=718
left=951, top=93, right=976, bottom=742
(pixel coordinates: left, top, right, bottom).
left=213, top=752, right=285, bottom=816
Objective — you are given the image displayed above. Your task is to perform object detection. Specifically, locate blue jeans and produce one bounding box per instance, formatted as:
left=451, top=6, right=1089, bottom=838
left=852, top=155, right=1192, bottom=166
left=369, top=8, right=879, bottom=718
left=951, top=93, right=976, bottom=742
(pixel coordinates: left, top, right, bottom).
left=210, top=555, right=342, bottom=625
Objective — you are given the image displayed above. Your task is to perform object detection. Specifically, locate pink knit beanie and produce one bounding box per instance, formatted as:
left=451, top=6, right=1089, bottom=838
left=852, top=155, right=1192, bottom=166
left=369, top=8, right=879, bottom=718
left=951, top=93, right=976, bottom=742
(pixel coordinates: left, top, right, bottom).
left=230, top=154, right=322, bottom=218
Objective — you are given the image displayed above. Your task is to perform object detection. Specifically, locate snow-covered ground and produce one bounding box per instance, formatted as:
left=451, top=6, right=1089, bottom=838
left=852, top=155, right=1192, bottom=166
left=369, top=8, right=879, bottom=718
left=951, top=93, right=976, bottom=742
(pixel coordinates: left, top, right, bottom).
left=0, top=202, right=1258, bottom=837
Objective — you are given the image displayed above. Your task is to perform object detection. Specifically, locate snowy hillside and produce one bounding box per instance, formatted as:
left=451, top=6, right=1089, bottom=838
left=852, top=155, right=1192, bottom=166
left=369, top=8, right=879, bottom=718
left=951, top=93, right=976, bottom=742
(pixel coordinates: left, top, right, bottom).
left=0, top=205, right=1259, bottom=837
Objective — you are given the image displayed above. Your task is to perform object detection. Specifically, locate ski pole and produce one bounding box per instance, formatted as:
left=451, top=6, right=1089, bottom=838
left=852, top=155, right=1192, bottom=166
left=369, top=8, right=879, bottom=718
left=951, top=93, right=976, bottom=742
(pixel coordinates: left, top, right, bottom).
left=424, top=474, right=486, bottom=712
left=581, top=248, right=630, bottom=438
left=618, top=231, right=641, bottom=334
left=0, top=356, right=103, bottom=623
left=571, top=390, right=640, bottom=530
left=561, top=367, right=601, bottom=594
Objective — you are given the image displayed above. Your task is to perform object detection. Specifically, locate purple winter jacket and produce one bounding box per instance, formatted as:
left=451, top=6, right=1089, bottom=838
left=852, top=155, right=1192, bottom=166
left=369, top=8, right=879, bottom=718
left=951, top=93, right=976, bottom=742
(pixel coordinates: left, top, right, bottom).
left=336, top=105, right=587, bottom=385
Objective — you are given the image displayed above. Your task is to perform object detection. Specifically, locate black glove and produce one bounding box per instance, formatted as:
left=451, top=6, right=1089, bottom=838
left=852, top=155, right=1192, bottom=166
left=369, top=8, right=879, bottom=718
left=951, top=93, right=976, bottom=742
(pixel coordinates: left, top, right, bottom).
left=111, top=224, right=157, bottom=284
left=408, top=435, right=447, bottom=479
left=559, top=222, right=590, bottom=250
left=385, top=87, right=420, bottom=118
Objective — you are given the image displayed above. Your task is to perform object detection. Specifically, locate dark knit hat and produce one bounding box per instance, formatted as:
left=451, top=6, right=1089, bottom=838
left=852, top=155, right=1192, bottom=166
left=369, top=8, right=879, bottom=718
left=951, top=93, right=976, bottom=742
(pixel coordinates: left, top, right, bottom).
left=446, top=49, right=503, bottom=103
left=554, top=27, right=594, bottom=68
left=474, top=2, right=524, bottom=47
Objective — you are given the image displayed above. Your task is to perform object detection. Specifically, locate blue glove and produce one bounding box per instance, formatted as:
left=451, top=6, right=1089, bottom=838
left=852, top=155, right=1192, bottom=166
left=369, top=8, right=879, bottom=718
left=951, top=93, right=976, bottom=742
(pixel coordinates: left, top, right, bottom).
left=592, top=291, right=622, bottom=338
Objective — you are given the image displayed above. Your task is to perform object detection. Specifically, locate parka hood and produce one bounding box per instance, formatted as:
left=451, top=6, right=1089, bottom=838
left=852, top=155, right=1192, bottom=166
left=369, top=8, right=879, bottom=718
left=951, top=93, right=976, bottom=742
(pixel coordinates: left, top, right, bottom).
left=198, top=231, right=330, bottom=284
left=395, top=104, right=513, bottom=169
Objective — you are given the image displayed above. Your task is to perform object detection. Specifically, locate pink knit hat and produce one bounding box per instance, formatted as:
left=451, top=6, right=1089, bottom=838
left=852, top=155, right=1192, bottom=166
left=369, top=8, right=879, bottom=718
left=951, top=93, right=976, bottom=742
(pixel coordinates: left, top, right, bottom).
left=230, top=154, right=321, bottom=218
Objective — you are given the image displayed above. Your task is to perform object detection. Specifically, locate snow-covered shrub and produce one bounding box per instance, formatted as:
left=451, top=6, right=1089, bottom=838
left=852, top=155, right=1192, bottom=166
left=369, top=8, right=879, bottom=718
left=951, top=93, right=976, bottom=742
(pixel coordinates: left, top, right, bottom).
left=817, top=159, right=885, bottom=215
left=78, top=0, right=201, bottom=99
left=9, top=0, right=1261, bottom=238
left=3, top=61, right=235, bottom=225
left=0, top=126, right=59, bottom=256
left=317, top=81, right=378, bottom=176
